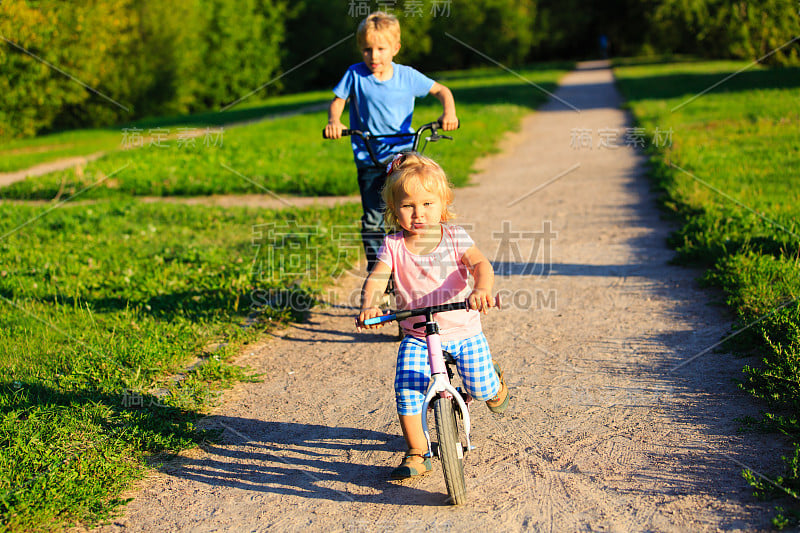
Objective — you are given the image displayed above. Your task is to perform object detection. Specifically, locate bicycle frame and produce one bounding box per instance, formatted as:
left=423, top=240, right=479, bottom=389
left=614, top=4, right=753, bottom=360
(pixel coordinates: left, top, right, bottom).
left=418, top=313, right=476, bottom=458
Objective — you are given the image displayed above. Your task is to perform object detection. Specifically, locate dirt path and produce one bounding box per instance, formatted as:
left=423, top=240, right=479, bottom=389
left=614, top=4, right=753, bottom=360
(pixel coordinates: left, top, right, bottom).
left=138, top=193, right=359, bottom=210
left=0, top=153, right=106, bottom=188
left=1, top=194, right=359, bottom=210
left=97, top=61, right=784, bottom=532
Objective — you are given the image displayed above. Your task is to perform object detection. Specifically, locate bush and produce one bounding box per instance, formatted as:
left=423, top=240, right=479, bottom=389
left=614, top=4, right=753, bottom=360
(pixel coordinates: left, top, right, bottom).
left=0, top=0, right=288, bottom=140
left=0, top=0, right=137, bottom=138
left=648, top=0, right=800, bottom=65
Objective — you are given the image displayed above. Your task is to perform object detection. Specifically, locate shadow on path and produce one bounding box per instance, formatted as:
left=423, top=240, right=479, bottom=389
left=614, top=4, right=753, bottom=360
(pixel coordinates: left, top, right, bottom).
left=161, top=417, right=449, bottom=506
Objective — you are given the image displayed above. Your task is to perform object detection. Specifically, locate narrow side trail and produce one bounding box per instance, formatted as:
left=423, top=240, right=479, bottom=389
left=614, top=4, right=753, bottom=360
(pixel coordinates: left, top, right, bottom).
left=0, top=102, right=327, bottom=187
left=98, top=62, right=783, bottom=532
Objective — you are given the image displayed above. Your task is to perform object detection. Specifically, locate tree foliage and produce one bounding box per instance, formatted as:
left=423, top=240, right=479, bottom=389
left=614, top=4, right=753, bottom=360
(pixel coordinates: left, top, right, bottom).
left=0, top=0, right=138, bottom=137
left=648, top=0, right=800, bottom=64
left=1, top=0, right=798, bottom=140
left=0, top=0, right=287, bottom=139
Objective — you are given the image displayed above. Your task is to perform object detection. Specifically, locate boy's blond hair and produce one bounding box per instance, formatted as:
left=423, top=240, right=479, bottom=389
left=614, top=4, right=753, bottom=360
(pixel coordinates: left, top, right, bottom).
left=382, top=153, right=455, bottom=232
left=357, top=11, right=401, bottom=48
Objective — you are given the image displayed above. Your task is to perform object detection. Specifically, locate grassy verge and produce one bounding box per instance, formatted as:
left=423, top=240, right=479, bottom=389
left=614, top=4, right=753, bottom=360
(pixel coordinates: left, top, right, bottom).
left=0, top=64, right=571, bottom=200
left=0, top=91, right=331, bottom=174
left=614, top=58, right=800, bottom=527
left=0, top=129, right=122, bottom=174
left=0, top=201, right=360, bottom=530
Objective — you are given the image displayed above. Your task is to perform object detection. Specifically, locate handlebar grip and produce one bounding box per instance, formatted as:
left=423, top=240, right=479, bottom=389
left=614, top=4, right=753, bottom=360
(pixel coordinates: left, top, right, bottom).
left=364, top=313, right=396, bottom=326
left=322, top=128, right=354, bottom=139
left=437, top=119, right=461, bottom=129
left=363, top=308, right=412, bottom=326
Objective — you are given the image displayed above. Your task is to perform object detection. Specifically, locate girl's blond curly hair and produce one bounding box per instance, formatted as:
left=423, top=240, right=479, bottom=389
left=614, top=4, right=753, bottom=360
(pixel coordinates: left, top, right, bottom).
left=381, top=153, right=455, bottom=232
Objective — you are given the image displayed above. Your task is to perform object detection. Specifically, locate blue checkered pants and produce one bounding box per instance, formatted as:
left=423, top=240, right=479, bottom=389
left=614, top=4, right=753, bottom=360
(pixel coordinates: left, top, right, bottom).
left=394, top=333, right=500, bottom=416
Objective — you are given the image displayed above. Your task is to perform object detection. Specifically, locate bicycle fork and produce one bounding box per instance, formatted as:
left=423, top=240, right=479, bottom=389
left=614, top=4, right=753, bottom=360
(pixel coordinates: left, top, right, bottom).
left=420, top=322, right=475, bottom=458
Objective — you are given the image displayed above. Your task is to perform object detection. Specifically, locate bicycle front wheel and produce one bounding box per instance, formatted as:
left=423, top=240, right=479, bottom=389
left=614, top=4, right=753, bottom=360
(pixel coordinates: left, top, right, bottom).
left=433, top=397, right=467, bottom=504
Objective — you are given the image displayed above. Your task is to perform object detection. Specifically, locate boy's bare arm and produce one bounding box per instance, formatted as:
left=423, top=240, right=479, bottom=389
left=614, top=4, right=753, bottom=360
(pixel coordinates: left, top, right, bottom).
left=462, top=245, right=495, bottom=313
left=429, top=82, right=458, bottom=131
left=325, top=97, right=347, bottom=139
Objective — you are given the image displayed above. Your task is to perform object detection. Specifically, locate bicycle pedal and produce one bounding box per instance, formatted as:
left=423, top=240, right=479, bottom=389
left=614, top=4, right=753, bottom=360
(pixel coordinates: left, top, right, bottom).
left=455, top=387, right=473, bottom=411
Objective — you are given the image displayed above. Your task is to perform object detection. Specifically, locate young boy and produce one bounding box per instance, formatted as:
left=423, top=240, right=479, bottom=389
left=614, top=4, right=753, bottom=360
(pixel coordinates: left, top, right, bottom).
left=324, top=11, right=458, bottom=274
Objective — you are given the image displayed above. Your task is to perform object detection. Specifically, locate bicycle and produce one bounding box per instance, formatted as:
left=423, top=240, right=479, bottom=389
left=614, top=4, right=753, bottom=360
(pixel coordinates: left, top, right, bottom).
left=361, top=296, right=500, bottom=505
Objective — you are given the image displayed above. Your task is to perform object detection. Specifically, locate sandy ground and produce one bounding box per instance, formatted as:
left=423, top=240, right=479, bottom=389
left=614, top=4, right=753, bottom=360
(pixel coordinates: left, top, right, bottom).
left=95, top=62, right=787, bottom=532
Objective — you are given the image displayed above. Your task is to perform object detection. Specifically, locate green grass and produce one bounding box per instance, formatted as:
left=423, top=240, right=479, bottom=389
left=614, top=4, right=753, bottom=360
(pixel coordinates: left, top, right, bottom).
left=0, top=129, right=122, bottom=174
left=614, top=58, right=800, bottom=525
left=0, top=64, right=570, bottom=200
left=0, top=90, right=331, bottom=174
left=0, top=201, right=360, bottom=531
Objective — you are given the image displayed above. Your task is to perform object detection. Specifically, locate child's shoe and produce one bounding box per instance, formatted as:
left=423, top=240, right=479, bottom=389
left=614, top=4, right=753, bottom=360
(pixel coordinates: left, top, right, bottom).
left=486, top=362, right=509, bottom=414
left=389, top=448, right=432, bottom=480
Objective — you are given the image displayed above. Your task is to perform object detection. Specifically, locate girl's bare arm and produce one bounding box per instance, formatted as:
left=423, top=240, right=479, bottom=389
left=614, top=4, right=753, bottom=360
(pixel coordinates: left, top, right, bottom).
left=357, top=260, right=393, bottom=329
left=462, top=245, right=495, bottom=313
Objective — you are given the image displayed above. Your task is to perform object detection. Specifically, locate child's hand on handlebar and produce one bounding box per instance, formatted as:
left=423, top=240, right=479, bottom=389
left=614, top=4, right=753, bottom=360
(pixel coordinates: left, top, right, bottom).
left=325, top=121, right=346, bottom=140
left=438, top=113, right=459, bottom=131
left=356, top=306, right=384, bottom=331
left=467, top=288, right=494, bottom=314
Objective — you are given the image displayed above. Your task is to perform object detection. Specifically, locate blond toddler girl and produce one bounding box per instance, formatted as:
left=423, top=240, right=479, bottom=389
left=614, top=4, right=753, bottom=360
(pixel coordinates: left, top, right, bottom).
left=357, top=153, right=509, bottom=480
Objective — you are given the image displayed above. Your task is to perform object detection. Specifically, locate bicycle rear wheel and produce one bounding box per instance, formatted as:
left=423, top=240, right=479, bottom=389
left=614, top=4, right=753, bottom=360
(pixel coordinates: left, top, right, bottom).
left=433, top=397, right=466, bottom=504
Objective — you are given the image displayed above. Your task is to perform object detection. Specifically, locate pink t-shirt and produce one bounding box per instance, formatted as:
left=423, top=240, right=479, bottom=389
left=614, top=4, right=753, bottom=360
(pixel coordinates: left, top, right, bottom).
left=377, top=224, right=483, bottom=341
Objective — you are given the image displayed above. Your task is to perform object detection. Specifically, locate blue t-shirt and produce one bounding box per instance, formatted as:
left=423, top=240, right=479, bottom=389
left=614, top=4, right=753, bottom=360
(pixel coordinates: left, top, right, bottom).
left=333, top=62, right=434, bottom=168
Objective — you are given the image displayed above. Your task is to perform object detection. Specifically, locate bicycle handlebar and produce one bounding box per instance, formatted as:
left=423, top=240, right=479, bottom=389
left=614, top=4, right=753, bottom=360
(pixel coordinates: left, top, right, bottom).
left=322, top=119, right=459, bottom=140
left=323, top=120, right=459, bottom=167
left=363, top=295, right=500, bottom=327
left=326, top=128, right=356, bottom=137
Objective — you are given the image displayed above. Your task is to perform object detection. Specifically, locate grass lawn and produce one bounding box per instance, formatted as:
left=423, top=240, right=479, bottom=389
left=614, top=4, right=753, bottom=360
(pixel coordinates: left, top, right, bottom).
left=614, top=58, right=800, bottom=525
left=0, top=201, right=361, bottom=531
left=0, top=90, right=332, bottom=174
left=0, top=64, right=571, bottom=200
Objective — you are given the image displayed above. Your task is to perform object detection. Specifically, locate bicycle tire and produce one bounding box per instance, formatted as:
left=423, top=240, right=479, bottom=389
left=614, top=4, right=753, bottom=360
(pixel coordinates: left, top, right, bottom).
left=433, top=397, right=467, bottom=504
